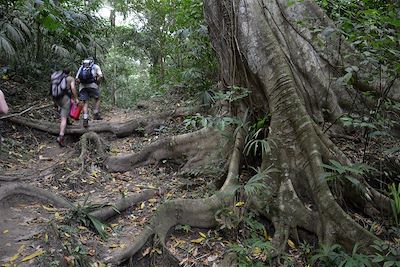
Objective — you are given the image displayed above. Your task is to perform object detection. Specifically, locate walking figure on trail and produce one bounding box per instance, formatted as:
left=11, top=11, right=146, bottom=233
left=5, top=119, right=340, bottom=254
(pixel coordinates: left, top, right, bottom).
left=76, top=57, right=103, bottom=127
left=51, top=69, right=79, bottom=147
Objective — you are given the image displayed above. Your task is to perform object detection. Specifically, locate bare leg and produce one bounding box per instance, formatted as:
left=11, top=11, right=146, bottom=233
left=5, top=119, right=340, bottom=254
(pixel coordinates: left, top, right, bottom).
left=94, top=97, right=100, bottom=114
left=83, top=101, right=89, bottom=118
left=59, top=117, right=67, bottom=136
left=93, top=97, right=102, bottom=120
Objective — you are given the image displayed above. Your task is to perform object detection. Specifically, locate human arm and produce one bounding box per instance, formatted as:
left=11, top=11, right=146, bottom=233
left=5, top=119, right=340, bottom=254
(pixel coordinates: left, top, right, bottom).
left=75, top=65, right=82, bottom=84
left=95, top=65, right=103, bottom=83
left=0, top=90, right=9, bottom=114
left=70, top=78, right=79, bottom=104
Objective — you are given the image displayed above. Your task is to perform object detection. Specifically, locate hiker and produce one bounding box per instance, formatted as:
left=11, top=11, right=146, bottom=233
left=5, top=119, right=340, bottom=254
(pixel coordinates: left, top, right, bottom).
left=51, top=69, right=79, bottom=147
left=0, top=89, right=9, bottom=114
left=0, top=89, right=9, bottom=144
left=76, top=57, right=103, bottom=127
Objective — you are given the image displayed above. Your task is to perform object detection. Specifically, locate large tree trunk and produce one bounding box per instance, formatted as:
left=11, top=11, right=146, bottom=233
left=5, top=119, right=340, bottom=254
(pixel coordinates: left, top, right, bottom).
left=202, top=0, right=389, bottom=252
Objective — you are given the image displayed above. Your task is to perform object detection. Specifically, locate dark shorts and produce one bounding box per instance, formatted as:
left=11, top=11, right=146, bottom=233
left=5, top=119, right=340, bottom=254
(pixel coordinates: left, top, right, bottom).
left=79, top=87, right=100, bottom=101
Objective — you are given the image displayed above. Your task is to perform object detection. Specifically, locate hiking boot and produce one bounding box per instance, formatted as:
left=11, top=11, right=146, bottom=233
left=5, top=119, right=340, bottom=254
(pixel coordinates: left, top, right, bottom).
left=56, top=135, right=65, bottom=147
left=93, top=113, right=103, bottom=120
left=83, top=118, right=89, bottom=128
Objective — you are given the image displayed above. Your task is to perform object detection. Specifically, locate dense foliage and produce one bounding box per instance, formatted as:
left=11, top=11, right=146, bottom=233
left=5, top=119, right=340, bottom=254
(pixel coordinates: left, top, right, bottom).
left=0, top=0, right=106, bottom=81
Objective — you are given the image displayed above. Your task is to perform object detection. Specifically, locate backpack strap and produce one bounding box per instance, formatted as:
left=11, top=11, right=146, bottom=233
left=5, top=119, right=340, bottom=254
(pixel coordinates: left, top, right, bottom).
left=76, top=65, right=83, bottom=79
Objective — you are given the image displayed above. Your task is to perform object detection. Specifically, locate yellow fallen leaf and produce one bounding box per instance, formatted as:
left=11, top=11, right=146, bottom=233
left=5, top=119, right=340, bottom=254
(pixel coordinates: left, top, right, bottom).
left=287, top=239, right=296, bottom=249
left=54, top=212, right=63, bottom=220
left=252, top=246, right=262, bottom=256
left=110, top=224, right=118, bottom=228
left=140, top=202, right=145, bottom=209
left=42, top=205, right=56, bottom=212
left=191, top=237, right=205, bottom=244
left=199, top=232, right=207, bottom=238
left=8, top=252, right=20, bottom=262
left=20, top=249, right=45, bottom=262
left=78, top=226, right=88, bottom=230
left=18, top=245, right=25, bottom=253
left=263, top=228, right=271, bottom=241
left=44, top=233, right=48, bottom=242
left=3, top=230, right=9, bottom=234
left=235, top=201, right=245, bottom=207
left=64, top=232, right=71, bottom=237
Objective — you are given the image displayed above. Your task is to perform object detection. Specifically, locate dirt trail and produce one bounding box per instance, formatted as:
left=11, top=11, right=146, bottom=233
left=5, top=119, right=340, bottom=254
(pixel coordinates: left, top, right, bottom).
left=0, top=94, right=216, bottom=266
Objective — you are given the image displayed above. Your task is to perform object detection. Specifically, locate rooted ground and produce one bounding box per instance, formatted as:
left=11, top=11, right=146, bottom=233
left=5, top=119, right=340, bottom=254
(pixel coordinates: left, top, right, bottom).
left=0, top=79, right=399, bottom=267
left=0, top=82, right=229, bottom=267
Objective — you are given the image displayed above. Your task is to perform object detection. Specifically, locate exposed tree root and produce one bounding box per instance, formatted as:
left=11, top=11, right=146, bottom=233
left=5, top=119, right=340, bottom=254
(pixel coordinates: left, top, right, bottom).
left=79, top=132, right=107, bottom=166
left=89, top=189, right=157, bottom=221
left=105, top=124, right=244, bottom=264
left=0, top=183, right=158, bottom=223
left=0, top=175, right=27, bottom=182
left=7, top=107, right=196, bottom=137
left=105, top=193, right=232, bottom=265
left=0, top=183, right=73, bottom=208
left=105, top=128, right=223, bottom=172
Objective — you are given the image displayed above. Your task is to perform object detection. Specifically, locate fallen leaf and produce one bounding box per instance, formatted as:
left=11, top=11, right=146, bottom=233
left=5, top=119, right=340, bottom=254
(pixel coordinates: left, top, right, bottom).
left=3, top=229, right=9, bottom=234
left=191, top=237, right=205, bottom=244
left=142, top=247, right=151, bottom=257
left=20, top=249, right=45, bottom=262
left=7, top=252, right=20, bottom=262
left=287, top=239, right=296, bottom=249
left=42, top=205, right=56, bottom=212
left=199, top=232, right=207, bottom=238
left=207, top=255, right=218, bottom=262
left=235, top=201, right=245, bottom=207
left=140, top=202, right=145, bottom=209
left=38, top=155, right=52, bottom=161
left=64, top=255, right=75, bottom=265
left=54, top=212, right=63, bottom=220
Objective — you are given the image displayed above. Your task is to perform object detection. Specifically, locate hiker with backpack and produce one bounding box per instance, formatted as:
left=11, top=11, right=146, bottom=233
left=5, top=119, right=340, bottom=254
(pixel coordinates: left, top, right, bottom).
left=50, top=69, right=79, bottom=147
left=75, top=57, right=103, bottom=127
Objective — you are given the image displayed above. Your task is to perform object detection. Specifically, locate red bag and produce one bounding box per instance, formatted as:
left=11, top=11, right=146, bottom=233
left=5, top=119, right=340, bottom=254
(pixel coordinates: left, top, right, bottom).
left=69, top=100, right=82, bottom=120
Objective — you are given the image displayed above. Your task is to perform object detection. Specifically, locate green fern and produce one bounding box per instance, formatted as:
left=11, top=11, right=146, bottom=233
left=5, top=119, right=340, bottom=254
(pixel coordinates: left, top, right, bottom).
left=389, top=183, right=400, bottom=226
left=0, top=34, right=16, bottom=58
left=244, top=166, right=279, bottom=197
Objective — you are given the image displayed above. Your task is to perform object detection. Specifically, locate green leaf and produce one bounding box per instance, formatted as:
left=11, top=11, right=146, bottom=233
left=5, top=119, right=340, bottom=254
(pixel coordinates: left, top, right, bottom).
left=41, top=15, right=62, bottom=30
left=383, top=261, right=395, bottom=267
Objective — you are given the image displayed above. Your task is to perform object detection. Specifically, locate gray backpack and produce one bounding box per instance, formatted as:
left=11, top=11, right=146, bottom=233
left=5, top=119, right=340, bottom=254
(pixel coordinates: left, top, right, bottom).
left=50, top=71, right=67, bottom=98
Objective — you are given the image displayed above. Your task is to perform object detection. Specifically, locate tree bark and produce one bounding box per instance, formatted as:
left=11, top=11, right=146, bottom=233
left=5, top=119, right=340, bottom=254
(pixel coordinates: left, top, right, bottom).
left=203, top=0, right=388, bottom=252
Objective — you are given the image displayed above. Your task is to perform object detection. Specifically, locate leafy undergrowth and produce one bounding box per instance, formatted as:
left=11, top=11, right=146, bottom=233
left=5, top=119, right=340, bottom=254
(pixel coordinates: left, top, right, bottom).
left=1, top=80, right=400, bottom=267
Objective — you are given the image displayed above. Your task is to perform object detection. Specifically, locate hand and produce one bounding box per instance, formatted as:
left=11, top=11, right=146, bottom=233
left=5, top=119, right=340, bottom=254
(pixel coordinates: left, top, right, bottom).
left=74, top=98, right=79, bottom=105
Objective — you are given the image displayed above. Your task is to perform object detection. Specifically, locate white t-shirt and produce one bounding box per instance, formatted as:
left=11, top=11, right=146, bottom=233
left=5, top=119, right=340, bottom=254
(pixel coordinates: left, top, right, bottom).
left=76, top=64, right=103, bottom=90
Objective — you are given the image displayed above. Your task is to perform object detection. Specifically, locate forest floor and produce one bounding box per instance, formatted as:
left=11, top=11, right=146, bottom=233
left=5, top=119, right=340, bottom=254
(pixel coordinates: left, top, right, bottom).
left=0, top=79, right=229, bottom=267
left=0, top=79, right=399, bottom=267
